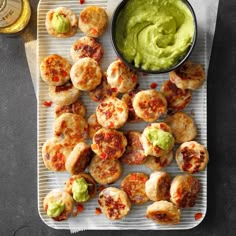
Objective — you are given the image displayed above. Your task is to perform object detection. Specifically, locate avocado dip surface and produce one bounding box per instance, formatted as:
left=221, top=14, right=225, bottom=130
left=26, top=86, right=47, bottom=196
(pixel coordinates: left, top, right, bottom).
left=115, top=0, right=195, bottom=71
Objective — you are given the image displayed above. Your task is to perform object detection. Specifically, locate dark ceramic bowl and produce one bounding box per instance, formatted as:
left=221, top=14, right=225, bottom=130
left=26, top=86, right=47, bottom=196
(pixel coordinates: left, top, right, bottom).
left=110, top=0, right=197, bottom=74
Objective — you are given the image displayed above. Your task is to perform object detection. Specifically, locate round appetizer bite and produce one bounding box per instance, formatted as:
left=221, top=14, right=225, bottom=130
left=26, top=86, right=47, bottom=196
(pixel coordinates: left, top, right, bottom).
left=79, top=6, right=108, bottom=38
left=89, top=73, right=119, bottom=102
left=145, top=151, right=174, bottom=171
left=165, top=112, right=197, bottom=143
left=121, top=173, right=149, bottom=204
left=65, top=173, right=96, bottom=202
left=175, top=141, right=209, bottom=173
left=87, top=113, right=102, bottom=139
left=45, top=7, right=78, bottom=38
left=121, top=92, right=142, bottom=123
left=170, top=175, right=201, bottom=208
left=54, top=113, right=88, bottom=147
left=120, top=131, right=147, bottom=165
left=70, top=57, right=102, bottom=91
left=98, top=187, right=131, bottom=220
left=65, top=142, right=92, bottom=175
left=49, top=81, right=80, bottom=106
left=43, top=190, right=74, bottom=221
left=141, top=123, right=175, bottom=157
left=40, top=54, right=71, bottom=86
left=89, top=155, right=122, bottom=184
left=169, top=60, right=205, bottom=90
left=145, top=172, right=171, bottom=201
left=91, top=128, right=127, bottom=160
left=133, top=90, right=167, bottom=122
left=54, top=100, right=86, bottom=119
left=107, top=59, right=138, bottom=93
left=42, top=138, right=72, bottom=172
left=160, top=80, right=192, bottom=111
left=70, top=36, right=104, bottom=63
left=146, top=201, right=181, bottom=225
left=96, top=97, right=128, bottom=129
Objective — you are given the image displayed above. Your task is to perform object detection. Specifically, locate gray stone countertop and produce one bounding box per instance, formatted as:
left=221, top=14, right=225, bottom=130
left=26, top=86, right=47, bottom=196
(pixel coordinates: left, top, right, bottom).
left=0, top=0, right=235, bottom=235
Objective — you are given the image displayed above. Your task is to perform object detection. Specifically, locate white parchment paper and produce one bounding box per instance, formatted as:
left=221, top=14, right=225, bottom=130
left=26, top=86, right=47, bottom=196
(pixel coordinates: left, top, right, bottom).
left=32, top=0, right=219, bottom=233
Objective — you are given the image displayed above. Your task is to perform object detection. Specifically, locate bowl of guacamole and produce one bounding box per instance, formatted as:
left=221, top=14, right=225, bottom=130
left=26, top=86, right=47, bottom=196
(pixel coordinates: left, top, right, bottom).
left=111, top=0, right=197, bottom=73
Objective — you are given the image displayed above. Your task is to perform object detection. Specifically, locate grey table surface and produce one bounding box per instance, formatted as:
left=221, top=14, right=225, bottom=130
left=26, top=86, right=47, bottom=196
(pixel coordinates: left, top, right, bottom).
left=0, top=0, right=236, bottom=235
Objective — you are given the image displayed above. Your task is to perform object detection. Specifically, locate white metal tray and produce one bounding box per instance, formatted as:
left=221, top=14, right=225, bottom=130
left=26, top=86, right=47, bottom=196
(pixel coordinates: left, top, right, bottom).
left=37, top=0, right=207, bottom=231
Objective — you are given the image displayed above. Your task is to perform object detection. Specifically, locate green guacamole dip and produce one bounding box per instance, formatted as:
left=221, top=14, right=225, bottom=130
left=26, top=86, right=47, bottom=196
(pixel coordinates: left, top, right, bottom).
left=72, top=178, right=90, bottom=202
left=115, top=0, right=195, bottom=71
left=52, top=12, right=70, bottom=33
left=47, top=201, right=65, bottom=218
left=147, top=128, right=174, bottom=150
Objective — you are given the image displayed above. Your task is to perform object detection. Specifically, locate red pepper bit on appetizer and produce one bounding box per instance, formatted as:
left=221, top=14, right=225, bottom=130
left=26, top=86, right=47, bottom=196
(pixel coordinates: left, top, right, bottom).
left=100, top=153, right=107, bottom=159
left=129, top=173, right=137, bottom=181
left=194, top=213, right=202, bottom=220
left=150, top=83, right=158, bottom=89
left=52, top=76, right=59, bottom=82
left=108, top=122, right=114, bottom=128
left=72, top=204, right=84, bottom=217
left=111, top=87, right=118, bottom=92
left=91, top=144, right=98, bottom=150
left=61, top=70, right=68, bottom=77
left=43, top=101, right=53, bottom=107
left=90, top=28, right=98, bottom=35
left=95, top=207, right=102, bottom=215
left=77, top=204, right=84, bottom=213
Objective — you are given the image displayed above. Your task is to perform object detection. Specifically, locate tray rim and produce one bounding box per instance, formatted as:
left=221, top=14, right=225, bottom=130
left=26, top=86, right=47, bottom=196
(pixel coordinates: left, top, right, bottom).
left=36, top=0, right=208, bottom=231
